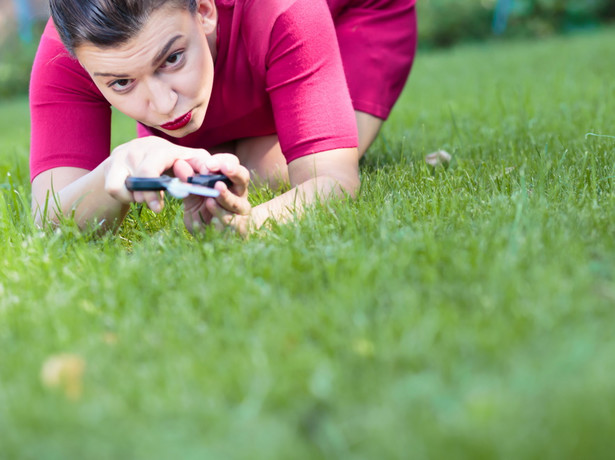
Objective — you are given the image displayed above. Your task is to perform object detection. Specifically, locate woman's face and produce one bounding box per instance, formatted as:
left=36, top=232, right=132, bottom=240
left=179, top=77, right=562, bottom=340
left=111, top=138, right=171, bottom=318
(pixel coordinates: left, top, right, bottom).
left=75, top=2, right=216, bottom=137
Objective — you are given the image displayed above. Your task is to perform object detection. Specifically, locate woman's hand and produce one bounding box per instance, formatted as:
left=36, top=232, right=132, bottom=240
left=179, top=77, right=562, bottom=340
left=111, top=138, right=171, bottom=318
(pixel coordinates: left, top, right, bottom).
left=174, top=154, right=252, bottom=236
left=104, top=136, right=210, bottom=212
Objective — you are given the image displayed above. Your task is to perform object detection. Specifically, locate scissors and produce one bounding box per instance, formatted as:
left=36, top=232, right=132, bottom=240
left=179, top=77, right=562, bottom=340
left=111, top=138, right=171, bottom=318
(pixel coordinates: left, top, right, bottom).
left=125, top=174, right=232, bottom=199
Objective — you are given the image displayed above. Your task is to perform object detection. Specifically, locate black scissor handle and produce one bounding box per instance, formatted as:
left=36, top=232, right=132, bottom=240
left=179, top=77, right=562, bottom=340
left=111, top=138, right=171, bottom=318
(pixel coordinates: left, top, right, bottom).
left=125, top=175, right=172, bottom=191
left=188, top=174, right=232, bottom=188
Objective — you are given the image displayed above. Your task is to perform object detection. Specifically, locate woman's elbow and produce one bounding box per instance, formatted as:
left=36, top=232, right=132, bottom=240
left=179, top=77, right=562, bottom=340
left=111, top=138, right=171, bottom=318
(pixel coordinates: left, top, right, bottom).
left=340, top=174, right=360, bottom=199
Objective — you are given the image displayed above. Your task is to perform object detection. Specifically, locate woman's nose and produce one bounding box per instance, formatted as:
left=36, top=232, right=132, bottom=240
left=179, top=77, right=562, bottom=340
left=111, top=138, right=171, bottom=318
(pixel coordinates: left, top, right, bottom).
left=145, top=77, right=178, bottom=115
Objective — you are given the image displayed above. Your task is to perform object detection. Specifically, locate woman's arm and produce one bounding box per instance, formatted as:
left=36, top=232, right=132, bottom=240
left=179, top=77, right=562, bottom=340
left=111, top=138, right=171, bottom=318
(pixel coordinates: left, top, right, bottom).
left=184, top=147, right=359, bottom=236
left=31, top=163, right=129, bottom=232
left=32, top=137, right=216, bottom=231
left=250, top=147, right=360, bottom=228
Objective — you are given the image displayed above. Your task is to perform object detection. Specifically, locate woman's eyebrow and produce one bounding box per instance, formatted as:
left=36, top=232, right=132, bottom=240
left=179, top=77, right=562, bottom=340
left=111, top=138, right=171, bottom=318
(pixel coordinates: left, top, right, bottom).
left=152, top=35, right=183, bottom=67
left=93, top=72, right=130, bottom=78
left=92, top=35, right=184, bottom=77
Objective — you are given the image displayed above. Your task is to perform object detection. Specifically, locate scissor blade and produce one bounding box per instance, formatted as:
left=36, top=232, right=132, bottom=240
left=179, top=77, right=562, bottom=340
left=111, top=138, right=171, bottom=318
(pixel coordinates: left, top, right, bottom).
left=166, top=181, right=220, bottom=199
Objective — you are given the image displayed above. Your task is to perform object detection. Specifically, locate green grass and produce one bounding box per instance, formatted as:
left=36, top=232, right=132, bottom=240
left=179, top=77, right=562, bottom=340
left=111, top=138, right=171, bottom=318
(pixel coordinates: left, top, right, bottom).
left=2, top=28, right=615, bottom=459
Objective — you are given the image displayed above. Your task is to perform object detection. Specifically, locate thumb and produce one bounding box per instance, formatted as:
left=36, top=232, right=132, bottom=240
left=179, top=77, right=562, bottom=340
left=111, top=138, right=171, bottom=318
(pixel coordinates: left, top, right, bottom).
left=173, top=159, right=196, bottom=181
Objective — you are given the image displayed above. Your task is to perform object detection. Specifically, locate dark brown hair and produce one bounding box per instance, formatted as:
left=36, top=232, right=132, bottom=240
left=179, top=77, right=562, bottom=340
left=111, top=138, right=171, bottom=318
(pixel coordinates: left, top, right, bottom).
left=50, top=0, right=197, bottom=54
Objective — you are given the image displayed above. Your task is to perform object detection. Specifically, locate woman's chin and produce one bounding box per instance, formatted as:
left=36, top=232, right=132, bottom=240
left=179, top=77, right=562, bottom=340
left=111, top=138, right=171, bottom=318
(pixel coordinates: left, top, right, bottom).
left=160, top=127, right=192, bottom=137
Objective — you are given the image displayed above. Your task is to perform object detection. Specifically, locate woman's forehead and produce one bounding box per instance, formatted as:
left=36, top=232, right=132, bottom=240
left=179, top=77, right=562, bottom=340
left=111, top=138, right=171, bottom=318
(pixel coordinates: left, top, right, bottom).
left=76, top=8, right=194, bottom=73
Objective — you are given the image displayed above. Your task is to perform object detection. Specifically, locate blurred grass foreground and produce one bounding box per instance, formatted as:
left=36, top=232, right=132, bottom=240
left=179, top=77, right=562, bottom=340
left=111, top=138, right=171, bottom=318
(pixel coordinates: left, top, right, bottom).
left=1, top=25, right=615, bottom=458
left=2, top=0, right=615, bottom=458
left=1, top=0, right=615, bottom=99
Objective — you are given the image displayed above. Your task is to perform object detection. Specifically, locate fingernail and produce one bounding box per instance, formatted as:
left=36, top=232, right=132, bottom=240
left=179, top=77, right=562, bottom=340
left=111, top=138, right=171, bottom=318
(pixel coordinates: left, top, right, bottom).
left=149, top=200, right=160, bottom=212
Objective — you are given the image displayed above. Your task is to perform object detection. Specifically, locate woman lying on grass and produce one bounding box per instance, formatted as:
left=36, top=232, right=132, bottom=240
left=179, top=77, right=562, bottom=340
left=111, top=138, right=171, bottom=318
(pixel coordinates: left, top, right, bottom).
left=30, top=0, right=417, bottom=235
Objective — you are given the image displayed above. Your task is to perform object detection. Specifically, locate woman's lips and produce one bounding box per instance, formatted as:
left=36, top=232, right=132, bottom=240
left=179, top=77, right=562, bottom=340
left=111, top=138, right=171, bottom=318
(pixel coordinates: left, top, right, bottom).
left=160, top=111, right=192, bottom=131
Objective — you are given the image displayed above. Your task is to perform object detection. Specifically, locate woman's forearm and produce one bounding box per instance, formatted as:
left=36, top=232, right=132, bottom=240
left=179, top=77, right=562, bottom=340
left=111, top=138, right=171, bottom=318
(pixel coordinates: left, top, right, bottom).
left=249, top=148, right=360, bottom=229
left=250, top=173, right=360, bottom=229
left=32, top=159, right=129, bottom=232
left=32, top=138, right=211, bottom=232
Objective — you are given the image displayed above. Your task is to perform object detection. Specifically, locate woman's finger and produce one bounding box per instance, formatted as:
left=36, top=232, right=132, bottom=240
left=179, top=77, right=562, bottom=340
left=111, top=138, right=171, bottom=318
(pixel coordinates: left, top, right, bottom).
left=206, top=197, right=237, bottom=222
left=218, top=163, right=250, bottom=196
left=182, top=195, right=213, bottom=233
left=104, top=138, right=212, bottom=208
left=182, top=150, right=213, bottom=176
left=214, top=182, right=251, bottom=215
left=172, top=159, right=196, bottom=182
left=205, top=198, right=227, bottom=227
left=205, top=154, right=240, bottom=174
left=104, top=161, right=134, bottom=204
left=133, top=190, right=164, bottom=213
left=206, top=198, right=250, bottom=236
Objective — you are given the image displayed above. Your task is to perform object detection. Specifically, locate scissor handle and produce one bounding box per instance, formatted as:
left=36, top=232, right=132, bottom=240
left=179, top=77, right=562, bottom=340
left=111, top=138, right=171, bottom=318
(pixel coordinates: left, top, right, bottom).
left=125, top=175, right=172, bottom=191
left=188, top=174, right=232, bottom=188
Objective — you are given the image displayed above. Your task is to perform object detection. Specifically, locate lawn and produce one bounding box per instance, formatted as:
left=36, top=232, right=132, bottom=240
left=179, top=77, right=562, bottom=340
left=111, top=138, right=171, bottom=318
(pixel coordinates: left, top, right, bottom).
left=1, top=27, right=615, bottom=459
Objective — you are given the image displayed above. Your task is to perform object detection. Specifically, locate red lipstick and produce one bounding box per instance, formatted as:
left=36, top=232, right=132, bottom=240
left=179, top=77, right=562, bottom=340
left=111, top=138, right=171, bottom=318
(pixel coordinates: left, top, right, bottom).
left=160, top=111, right=192, bottom=131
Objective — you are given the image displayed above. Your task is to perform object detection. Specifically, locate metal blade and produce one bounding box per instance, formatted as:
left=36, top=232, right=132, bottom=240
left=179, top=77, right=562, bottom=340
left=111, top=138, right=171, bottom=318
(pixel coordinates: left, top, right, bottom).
left=166, top=179, right=220, bottom=199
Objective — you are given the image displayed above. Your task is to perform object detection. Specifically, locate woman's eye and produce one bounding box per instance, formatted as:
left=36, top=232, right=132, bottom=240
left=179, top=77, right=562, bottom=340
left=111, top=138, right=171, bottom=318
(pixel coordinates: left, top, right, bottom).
left=110, top=79, right=133, bottom=91
left=160, top=51, right=184, bottom=69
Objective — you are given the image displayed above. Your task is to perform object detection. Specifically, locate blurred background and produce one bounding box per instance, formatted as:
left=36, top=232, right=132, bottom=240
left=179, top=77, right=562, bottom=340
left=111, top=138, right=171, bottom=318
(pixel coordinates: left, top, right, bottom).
left=0, top=0, right=48, bottom=99
left=0, top=0, right=614, bottom=100
left=419, top=0, right=615, bottom=47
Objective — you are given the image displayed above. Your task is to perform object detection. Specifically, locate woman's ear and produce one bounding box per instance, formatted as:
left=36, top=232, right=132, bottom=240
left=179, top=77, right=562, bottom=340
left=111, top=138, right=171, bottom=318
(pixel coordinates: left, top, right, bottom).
left=196, top=0, right=217, bottom=34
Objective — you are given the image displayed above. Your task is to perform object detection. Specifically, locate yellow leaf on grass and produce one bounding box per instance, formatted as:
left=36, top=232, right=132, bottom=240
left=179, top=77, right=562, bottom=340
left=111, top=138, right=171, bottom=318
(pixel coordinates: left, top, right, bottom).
left=103, top=332, right=118, bottom=345
left=41, top=354, right=85, bottom=401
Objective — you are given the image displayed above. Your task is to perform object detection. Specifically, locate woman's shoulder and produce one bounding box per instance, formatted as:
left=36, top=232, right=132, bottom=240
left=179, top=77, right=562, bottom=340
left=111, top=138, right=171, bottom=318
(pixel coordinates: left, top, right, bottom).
left=31, top=17, right=105, bottom=103
left=224, top=0, right=309, bottom=50
left=34, top=18, right=86, bottom=75
left=226, top=0, right=297, bottom=14
left=221, top=0, right=337, bottom=67
left=40, top=17, right=63, bottom=43
left=235, top=0, right=333, bottom=34
left=224, top=0, right=329, bottom=18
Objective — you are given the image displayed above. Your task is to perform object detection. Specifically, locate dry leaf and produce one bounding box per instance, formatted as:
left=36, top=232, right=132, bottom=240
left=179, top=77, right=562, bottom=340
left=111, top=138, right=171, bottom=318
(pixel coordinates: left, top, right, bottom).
left=41, top=354, right=85, bottom=401
left=425, top=150, right=452, bottom=168
left=103, top=332, right=118, bottom=345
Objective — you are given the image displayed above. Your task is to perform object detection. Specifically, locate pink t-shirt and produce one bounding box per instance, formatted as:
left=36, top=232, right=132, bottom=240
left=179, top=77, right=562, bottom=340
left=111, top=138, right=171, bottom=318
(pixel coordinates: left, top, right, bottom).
left=29, top=0, right=359, bottom=180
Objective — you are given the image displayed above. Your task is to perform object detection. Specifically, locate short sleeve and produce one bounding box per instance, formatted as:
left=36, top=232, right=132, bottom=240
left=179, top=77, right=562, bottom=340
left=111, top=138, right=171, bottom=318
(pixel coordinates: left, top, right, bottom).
left=264, top=0, right=358, bottom=163
left=29, top=21, right=111, bottom=181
